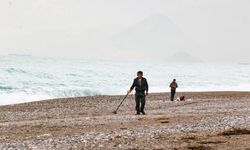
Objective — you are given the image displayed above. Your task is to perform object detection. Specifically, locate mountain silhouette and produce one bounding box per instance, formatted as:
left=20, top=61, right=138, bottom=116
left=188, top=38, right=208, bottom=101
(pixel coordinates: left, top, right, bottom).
left=109, top=14, right=196, bottom=60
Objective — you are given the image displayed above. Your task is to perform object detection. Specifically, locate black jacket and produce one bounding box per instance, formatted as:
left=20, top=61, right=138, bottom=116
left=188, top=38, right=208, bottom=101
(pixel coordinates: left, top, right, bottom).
left=170, top=82, right=178, bottom=90
left=130, top=77, right=149, bottom=96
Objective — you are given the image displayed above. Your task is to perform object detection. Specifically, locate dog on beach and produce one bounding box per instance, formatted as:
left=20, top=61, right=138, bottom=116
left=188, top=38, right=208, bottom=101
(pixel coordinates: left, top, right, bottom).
left=177, top=96, right=186, bottom=101
left=163, top=95, right=191, bottom=102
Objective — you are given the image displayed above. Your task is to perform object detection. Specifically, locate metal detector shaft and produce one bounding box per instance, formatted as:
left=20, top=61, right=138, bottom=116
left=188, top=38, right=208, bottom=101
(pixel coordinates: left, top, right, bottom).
left=114, top=93, right=129, bottom=113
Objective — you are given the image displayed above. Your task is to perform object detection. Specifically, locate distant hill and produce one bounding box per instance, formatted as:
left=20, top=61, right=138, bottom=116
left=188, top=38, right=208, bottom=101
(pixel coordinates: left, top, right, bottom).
left=109, top=14, right=196, bottom=60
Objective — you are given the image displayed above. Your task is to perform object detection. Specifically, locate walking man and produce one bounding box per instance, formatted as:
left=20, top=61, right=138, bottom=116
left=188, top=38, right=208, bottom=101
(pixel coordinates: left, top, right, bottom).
left=169, top=79, right=178, bottom=101
left=128, top=71, right=149, bottom=115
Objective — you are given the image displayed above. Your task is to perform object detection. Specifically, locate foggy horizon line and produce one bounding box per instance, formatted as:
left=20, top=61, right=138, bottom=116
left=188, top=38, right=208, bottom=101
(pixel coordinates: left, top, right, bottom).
left=2, top=52, right=249, bottom=65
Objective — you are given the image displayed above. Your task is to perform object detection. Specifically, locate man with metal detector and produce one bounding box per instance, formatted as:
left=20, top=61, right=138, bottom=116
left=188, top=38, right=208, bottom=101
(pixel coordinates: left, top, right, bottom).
left=128, top=71, right=149, bottom=115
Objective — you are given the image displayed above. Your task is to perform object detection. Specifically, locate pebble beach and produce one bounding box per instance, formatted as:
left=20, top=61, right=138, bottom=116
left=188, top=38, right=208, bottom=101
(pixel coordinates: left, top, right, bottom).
left=0, top=92, right=250, bottom=150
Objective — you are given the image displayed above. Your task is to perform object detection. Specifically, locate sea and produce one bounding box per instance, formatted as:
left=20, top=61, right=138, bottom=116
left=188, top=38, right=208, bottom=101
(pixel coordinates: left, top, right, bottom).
left=0, top=55, right=250, bottom=105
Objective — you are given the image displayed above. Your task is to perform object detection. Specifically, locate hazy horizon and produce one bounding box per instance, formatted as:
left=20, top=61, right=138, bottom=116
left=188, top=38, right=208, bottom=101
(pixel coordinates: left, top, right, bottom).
left=0, top=0, right=249, bottom=63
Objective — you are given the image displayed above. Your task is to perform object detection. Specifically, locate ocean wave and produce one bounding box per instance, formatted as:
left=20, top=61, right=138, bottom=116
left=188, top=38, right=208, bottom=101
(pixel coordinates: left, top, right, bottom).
left=3, top=68, right=54, bottom=79
left=0, top=88, right=102, bottom=105
left=5, top=68, right=27, bottom=74
left=5, top=88, right=101, bottom=99
left=65, top=73, right=83, bottom=77
left=0, top=85, right=14, bottom=91
left=34, top=72, right=55, bottom=79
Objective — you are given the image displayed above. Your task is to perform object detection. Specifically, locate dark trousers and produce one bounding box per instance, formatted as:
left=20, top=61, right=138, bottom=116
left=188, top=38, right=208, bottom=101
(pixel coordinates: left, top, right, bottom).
left=135, top=95, right=146, bottom=113
left=171, top=89, right=176, bottom=101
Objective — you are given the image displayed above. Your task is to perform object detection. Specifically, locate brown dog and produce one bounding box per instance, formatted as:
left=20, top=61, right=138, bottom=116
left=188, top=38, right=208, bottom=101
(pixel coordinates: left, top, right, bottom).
left=177, top=96, right=185, bottom=101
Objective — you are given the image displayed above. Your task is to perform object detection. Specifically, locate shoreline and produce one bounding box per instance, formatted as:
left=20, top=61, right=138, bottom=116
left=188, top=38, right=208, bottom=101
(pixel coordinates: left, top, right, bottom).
left=0, top=91, right=250, bottom=149
left=1, top=91, right=250, bottom=107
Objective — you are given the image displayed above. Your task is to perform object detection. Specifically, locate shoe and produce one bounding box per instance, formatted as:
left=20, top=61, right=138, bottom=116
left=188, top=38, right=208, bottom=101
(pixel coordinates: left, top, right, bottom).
left=136, top=112, right=140, bottom=115
left=141, top=111, right=146, bottom=115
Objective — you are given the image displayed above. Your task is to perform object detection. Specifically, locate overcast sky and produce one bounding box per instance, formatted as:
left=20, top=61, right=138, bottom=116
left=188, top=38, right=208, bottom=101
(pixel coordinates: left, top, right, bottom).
left=0, top=0, right=249, bottom=63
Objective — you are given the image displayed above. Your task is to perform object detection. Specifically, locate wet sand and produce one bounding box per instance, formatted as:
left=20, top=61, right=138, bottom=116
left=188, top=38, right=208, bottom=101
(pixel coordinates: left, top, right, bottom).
left=0, top=92, right=250, bottom=150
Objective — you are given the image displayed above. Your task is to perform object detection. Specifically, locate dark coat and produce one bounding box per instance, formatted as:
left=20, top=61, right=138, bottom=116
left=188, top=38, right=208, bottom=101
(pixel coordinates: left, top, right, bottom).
left=130, top=77, right=149, bottom=96
left=170, top=82, right=178, bottom=90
